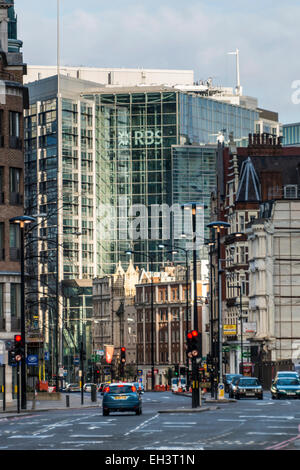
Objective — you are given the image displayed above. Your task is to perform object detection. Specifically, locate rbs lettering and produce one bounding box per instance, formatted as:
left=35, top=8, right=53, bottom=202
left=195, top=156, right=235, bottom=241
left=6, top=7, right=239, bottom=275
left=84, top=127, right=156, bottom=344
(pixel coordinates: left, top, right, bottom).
left=118, top=129, right=162, bottom=147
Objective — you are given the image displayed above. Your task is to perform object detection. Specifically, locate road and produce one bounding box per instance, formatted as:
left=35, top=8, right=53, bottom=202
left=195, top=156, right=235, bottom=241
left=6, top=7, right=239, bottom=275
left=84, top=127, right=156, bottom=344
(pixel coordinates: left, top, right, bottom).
left=0, top=391, right=300, bottom=450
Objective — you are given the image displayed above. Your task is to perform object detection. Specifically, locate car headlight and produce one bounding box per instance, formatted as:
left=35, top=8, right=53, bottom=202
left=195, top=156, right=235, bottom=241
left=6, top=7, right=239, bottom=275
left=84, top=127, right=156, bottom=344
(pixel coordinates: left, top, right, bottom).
left=240, top=388, right=245, bottom=392
left=278, top=389, right=286, bottom=393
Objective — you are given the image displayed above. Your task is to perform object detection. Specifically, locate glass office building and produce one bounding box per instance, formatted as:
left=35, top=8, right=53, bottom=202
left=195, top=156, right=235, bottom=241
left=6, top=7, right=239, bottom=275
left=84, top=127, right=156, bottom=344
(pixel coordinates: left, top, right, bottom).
left=282, top=123, right=300, bottom=146
left=84, top=87, right=259, bottom=272
left=25, top=75, right=100, bottom=380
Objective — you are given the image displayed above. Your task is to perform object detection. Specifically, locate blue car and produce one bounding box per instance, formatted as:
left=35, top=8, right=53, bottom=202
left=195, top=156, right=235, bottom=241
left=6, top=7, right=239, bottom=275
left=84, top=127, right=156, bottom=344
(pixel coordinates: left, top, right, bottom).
left=102, top=383, right=142, bottom=416
left=271, top=377, right=300, bottom=399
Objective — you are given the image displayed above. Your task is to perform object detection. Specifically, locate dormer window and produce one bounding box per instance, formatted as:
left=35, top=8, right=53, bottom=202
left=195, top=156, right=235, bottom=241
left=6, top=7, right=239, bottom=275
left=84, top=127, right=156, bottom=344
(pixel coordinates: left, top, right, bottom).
left=284, top=185, right=298, bottom=199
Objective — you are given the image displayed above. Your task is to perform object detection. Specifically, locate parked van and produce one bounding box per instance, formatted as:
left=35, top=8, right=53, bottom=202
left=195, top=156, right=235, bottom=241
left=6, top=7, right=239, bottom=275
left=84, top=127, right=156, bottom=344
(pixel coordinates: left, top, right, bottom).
left=171, top=377, right=187, bottom=392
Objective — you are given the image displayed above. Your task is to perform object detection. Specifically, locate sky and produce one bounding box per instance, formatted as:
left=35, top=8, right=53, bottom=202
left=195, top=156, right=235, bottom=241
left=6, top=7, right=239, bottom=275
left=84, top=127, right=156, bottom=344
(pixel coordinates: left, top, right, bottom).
left=15, top=0, right=300, bottom=124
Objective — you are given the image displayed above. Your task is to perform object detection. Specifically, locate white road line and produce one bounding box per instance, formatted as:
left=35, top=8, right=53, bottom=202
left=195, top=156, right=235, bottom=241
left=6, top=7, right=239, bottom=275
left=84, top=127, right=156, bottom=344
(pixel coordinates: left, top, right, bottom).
left=70, top=434, right=113, bottom=438
left=124, top=414, right=159, bottom=436
left=8, top=435, right=55, bottom=439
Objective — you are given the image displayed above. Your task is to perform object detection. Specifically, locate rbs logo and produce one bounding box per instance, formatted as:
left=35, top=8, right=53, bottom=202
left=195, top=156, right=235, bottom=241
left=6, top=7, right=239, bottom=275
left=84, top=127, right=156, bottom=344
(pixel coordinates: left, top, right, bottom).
left=118, top=129, right=162, bottom=147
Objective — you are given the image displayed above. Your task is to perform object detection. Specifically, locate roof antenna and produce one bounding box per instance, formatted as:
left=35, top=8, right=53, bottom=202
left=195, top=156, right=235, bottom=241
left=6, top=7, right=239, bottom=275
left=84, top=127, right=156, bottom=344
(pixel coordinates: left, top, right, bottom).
left=228, top=48, right=242, bottom=96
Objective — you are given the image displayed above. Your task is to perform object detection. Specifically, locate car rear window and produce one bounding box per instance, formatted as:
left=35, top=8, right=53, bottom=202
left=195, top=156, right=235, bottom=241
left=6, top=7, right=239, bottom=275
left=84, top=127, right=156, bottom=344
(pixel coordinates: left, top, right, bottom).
left=105, top=385, right=136, bottom=394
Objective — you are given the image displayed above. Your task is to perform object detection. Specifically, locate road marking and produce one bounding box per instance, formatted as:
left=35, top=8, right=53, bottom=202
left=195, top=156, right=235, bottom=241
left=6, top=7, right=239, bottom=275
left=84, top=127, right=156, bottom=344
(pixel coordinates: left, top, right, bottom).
left=247, top=432, right=293, bottom=436
left=8, top=435, right=55, bottom=439
left=70, top=434, right=113, bottom=438
left=239, top=415, right=295, bottom=420
left=61, top=441, right=104, bottom=445
left=124, top=414, right=159, bottom=436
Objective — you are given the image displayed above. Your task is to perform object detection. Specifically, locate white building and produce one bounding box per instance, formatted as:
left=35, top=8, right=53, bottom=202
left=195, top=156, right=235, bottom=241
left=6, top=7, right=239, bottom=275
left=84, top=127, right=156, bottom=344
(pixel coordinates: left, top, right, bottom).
left=247, top=200, right=300, bottom=367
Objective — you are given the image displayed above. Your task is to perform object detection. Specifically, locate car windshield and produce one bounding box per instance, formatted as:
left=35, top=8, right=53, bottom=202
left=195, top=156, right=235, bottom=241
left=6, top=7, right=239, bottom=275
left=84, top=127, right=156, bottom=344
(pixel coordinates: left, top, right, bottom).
left=181, top=379, right=186, bottom=384
left=106, top=385, right=136, bottom=394
left=278, top=373, right=297, bottom=377
left=238, top=379, right=259, bottom=386
left=232, top=376, right=242, bottom=384
left=277, top=379, right=300, bottom=386
left=226, top=374, right=235, bottom=381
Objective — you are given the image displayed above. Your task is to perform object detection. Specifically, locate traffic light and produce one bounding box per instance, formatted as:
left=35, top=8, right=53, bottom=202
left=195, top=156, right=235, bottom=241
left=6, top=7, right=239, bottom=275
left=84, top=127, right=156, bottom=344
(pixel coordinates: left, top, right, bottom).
left=14, top=334, right=24, bottom=361
left=120, top=347, right=126, bottom=364
left=186, top=330, right=200, bottom=358
left=8, top=349, right=16, bottom=366
left=174, top=364, right=179, bottom=376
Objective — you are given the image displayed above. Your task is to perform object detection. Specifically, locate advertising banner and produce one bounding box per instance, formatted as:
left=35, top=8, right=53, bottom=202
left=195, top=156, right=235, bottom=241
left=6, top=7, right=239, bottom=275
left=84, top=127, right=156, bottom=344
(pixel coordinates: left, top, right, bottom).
left=105, top=345, right=114, bottom=364
left=223, top=324, right=237, bottom=335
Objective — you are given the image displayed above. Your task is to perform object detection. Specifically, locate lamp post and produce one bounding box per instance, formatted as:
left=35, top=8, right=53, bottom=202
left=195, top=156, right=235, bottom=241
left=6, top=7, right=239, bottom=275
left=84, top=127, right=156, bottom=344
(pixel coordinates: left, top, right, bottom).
left=181, top=202, right=207, bottom=408
left=10, top=215, right=36, bottom=409
left=207, top=220, right=230, bottom=398
left=125, top=250, right=155, bottom=391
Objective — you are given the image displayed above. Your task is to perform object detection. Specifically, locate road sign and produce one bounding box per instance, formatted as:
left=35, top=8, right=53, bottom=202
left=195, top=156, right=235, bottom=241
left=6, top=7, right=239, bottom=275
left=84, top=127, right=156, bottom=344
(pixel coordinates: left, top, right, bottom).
left=137, top=370, right=143, bottom=376
left=44, top=352, right=50, bottom=361
left=26, top=355, right=38, bottom=366
left=74, top=357, right=80, bottom=365
left=218, top=382, right=225, bottom=400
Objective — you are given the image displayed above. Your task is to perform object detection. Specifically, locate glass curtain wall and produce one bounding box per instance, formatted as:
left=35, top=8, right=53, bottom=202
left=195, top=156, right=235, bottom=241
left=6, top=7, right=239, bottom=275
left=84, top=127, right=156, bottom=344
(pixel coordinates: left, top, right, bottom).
left=86, top=91, right=178, bottom=273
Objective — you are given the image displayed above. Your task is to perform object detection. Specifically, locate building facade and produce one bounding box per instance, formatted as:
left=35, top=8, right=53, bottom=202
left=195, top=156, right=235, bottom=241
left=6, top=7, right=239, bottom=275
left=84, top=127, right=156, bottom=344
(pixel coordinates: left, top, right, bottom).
left=209, top=134, right=300, bottom=382
left=92, top=261, right=139, bottom=382
left=0, top=0, right=27, bottom=402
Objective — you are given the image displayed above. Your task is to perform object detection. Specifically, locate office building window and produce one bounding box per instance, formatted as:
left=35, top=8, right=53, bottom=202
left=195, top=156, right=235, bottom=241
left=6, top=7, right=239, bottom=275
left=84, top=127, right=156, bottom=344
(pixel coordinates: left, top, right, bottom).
left=9, top=111, right=22, bottom=149
left=9, top=167, right=22, bottom=205
left=0, top=222, right=4, bottom=260
left=11, top=283, right=21, bottom=330
left=9, top=223, right=20, bottom=260
left=0, top=167, right=4, bottom=203
left=0, top=283, right=4, bottom=330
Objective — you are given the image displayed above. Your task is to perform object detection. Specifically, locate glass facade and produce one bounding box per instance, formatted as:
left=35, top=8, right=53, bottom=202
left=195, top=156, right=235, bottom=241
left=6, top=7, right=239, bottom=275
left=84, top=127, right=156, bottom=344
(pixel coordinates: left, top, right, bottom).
left=84, top=89, right=258, bottom=272
left=283, top=123, right=300, bottom=146
left=86, top=91, right=178, bottom=272
left=24, top=90, right=95, bottom=378
left=179, top=93, right=258, bottom=145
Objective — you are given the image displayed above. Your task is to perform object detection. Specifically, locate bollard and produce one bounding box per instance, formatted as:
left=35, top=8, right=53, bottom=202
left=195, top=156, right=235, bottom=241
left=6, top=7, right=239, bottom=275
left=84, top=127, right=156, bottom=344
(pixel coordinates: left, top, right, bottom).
left=66, top=394, right=70, bottom=407
left=91, top=384, right=97, bottom=402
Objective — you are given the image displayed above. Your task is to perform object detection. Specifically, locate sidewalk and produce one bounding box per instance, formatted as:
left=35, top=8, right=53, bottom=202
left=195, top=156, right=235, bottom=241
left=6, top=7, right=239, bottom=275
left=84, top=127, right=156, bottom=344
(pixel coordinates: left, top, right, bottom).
left=0, top=393, right=101, bottom=419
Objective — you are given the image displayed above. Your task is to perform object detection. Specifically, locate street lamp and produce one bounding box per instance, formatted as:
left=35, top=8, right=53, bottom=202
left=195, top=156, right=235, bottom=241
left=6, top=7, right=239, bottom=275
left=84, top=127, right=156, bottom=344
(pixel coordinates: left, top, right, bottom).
left=125, top=250, right=156, bottom=391
left=181, top=202, right=207, bottom=408
left=207, top=220, right=230, bottom=398
left=10, top=215, right=36, bottom=409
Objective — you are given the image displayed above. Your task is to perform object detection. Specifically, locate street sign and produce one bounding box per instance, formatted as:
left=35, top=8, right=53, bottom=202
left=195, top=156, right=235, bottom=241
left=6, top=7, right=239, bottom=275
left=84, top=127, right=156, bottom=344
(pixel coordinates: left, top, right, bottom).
left=26, top=355, right=38, bottom=366
left=137, top=370, right=143, bottom=376
left=74, top=357, right=80, bottom=365
left=218, top=383, right=225, bottom=400
left=44, top=352, right=50, bottom=361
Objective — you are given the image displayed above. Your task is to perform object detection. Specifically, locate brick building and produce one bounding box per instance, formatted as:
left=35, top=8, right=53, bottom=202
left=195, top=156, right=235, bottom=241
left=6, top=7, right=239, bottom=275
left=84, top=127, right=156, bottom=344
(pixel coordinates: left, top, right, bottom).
left=0, top=1, right=27, bottom=402
left=209, top=133, right=300, bottom=383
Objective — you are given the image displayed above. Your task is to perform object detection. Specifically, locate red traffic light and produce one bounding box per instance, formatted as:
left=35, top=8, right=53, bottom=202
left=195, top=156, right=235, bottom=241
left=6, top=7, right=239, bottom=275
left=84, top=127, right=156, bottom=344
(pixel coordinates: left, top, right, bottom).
left=187, top=332, right=193, bottom=340
left=191, top=330, right=198, bottom=337
left=121, top=347, right=126, bottom=352
left=14, top=334, right=22, bottom=342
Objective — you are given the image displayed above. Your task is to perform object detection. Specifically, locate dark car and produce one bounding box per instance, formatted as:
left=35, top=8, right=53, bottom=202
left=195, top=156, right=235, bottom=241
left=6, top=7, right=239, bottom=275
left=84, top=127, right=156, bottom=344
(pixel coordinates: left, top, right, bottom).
left=225, top=374, right=242, bottom=393
left=228, top=374, right=243, bottom=397
left=233, top=377, right=263, bottom=400
left=271, top=377, right=300, bottom=399
left=102, top=383, right=142, bottom=416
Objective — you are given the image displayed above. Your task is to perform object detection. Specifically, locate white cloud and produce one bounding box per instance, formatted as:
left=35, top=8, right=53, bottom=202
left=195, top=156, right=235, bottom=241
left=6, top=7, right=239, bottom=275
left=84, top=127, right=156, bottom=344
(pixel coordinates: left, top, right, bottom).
left=17, top=1, right=300, bottom=122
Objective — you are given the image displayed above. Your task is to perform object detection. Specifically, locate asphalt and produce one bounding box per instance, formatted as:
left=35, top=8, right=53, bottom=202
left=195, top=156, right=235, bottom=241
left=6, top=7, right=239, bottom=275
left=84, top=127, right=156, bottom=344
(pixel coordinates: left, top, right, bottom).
left=0, top=391, right=236, bottom=419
